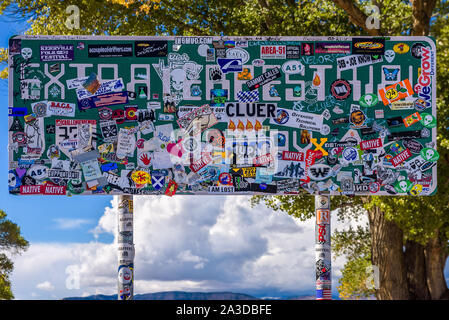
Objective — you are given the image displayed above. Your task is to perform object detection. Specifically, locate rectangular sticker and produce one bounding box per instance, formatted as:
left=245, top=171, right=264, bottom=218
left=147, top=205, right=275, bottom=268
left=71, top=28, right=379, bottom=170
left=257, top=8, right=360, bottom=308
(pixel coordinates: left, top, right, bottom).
left=246, top=67, right=281, bottom=91
left=40, top=44, right=74, bottom=61
left=88, top=44, right=133, bottom=58
left=77, top=91, right=129, bottom=110
left=260, top=46, right=286, bottom=59
left=270, top=109, right=323, bottom=132
left=336, top=54, right=383, bottom=71
left=75, top=78, right=125, bottom=100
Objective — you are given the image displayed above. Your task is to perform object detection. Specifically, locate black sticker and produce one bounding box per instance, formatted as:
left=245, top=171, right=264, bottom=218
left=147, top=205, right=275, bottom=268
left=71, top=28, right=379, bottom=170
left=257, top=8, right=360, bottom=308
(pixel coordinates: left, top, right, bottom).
left=286, top=45, right=301, bottom=59
left=88, top=44, right=133, bottom=58
left=387, top=116, right=403, bottom=127
left=246, top=67, right=281, bottom=91
left=135, top=41, right=168, bottom=57
left=352, top=38, right=385, bottom=55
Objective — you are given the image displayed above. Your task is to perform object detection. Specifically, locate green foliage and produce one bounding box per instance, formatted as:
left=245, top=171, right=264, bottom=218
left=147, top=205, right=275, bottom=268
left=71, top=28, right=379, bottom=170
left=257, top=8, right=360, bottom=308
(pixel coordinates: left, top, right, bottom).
left=0, top=210, right=28, bottom=299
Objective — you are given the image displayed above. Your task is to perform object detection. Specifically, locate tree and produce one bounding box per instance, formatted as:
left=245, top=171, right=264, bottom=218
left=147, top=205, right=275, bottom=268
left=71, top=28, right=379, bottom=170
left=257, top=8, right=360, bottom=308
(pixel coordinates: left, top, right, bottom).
left=1, top=0, right=448, bottom=299
left=0, top=210, right=29, bottom=299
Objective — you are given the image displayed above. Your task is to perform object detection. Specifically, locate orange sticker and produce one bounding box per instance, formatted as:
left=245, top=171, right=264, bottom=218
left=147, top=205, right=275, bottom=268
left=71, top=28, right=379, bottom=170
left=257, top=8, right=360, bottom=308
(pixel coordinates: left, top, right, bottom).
left=403, top=112, right=422, bottom=127
left=378, top=79, right=414, bottom=105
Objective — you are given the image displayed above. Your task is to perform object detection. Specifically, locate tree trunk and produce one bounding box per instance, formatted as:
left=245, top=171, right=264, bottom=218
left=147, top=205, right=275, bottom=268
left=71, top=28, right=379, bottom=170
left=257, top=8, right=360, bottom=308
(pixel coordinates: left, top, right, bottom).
left=368, top=206, right=409, bottom=299
left=404, top=240, right=431, bottom=299
left=424, top=231, right=449, bottom=299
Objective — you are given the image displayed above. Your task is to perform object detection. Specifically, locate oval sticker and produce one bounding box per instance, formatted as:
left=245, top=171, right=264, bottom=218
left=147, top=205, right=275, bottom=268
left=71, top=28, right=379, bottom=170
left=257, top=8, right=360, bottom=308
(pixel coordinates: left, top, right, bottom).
left=226, top=48, right=249, bottom=64
left=281, top=60, right=304, bottom=75
left=393, top=43, right=410, bottom=54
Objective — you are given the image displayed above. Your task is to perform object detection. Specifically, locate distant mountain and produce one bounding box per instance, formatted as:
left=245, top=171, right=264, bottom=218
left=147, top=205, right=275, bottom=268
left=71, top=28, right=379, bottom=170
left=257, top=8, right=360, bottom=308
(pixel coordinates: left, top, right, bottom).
left=63, top=291, right=260, bottom=300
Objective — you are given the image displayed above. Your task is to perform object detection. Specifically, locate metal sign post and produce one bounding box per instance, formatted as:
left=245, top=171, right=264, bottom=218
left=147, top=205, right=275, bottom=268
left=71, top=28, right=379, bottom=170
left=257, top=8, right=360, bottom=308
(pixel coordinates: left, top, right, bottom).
left=315, top=194, right=331, bottom=300
left=117, top=195, right=134, bottom=300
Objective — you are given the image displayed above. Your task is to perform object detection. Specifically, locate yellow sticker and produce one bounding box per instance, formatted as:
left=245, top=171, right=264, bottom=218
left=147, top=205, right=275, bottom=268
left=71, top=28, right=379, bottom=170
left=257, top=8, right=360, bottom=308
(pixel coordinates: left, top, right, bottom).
left=410, top=184, right=423, bottom=196
left=393, top=43, right=409, bottom=54
left=231, top=167, right=256, bottom=177
left=131, top=170, right=150, bottom=184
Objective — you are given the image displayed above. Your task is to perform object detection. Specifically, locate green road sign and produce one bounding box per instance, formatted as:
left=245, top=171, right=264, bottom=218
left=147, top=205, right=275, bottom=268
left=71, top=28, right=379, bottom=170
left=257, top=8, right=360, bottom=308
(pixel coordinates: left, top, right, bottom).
left=8, top=35, right=437, bottom=196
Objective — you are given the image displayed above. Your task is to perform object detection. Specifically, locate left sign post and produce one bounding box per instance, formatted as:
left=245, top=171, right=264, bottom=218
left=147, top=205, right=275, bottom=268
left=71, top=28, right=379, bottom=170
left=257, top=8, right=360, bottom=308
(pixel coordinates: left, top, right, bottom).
left=117, top=195, right=134, bottom=300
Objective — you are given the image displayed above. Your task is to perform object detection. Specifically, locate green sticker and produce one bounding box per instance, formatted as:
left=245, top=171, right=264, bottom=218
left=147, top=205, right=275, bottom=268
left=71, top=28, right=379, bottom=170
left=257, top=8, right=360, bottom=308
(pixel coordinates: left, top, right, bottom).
left=394, top=180, right=413, bottom=194
left=420, top=148, right=439, bottom=162
left=359, top=93, right=379, bottom=108
left=420, top=113, right=437, bottom=128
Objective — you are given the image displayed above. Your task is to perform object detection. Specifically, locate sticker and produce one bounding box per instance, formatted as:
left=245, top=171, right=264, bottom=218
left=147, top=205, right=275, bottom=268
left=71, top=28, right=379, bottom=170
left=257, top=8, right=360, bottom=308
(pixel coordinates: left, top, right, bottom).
left=420, top=113, right=436, bottom=128
left=384, top=50, right=395, bottom=63
left=330, top=79, right=351, bottom=100
left=226, top=47, right=250, bottom=64
left=308, top=164, right=332, bottom=181
left=360, top=138, right=382, bottom=150
left=134, top=40, right=168, bottom=57
left=315, top=42, right=350, bottom=54
left=359, top=93, right=379, bottom=108
left=393, top=43, right=409, bottom=54
left=349, top=109, right=367, bottom=127
left=378, top=79, right=414, bottom=105
left=420, top=148, right=439, bottom=162
left=383, top=67, right=399, bottom=81
left=78, top=91, right=129, bottom=111
left=252, top=59, right=265, bottom=67
left=352, top=38, right=385, bottom=55
left=88, top=44, right=133, bottom=57
left=411, top=43, right=425, bottom=59
left=177, top=104, right=218, bottom=136
left=47, top=101, right=76, bottom=117
left=274, top=160, right=306, bottom=179
left=271, top=109, right=323, bottom=132
left=391, top=148, right=412, bottom=167
left=165, top=180, right=178, bottom=196
left=217, top=58, right=242, bottom=73
left=281, top=60, right=305, bottom=75
left=286, top=45, right=301, bottom=59
left=403, top=112, right=422, bottom=128
left=131, top=170, right=150, bottom=184
left=40, top=44, right=74, bottom=61
left=260, top=45, right=286, bottom=59
left=336, top=54, right=382, bottom=71
left=76, top=78, right=124, bottom=100
left=402, top=139, right=423, bottom=154
left=208, top=186, right=235, bottom=193
left=246, top=67, right=281, bottom=91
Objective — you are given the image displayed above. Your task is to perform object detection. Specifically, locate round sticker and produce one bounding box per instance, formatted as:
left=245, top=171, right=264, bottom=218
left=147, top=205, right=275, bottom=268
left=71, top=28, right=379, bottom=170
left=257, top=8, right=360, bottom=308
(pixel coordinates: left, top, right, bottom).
left=98, top=107, right=113, bottom=120
left=369, top=182, right=380, bottom=193
left=350, top=110, right=366, bottom=127
left=411, top=43, right=425, bottom=59
left=330, top=79, right=351, bottom=100
left=118, top=266, right=133, bottom=284
left=342, top=147, right=359, bottom=162
left=218, top=172, right=232, bottom=185
left=274, top=109, right=290, bottom=125
left=414, top=98, right=427, bottom=111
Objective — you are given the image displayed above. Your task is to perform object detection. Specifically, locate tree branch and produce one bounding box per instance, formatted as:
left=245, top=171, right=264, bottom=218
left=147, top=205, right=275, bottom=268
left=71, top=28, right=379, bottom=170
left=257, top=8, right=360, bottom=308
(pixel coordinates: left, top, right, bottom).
left=411, top=0, right=438, bottom=36
left=332, top=0, right=382, bottom=36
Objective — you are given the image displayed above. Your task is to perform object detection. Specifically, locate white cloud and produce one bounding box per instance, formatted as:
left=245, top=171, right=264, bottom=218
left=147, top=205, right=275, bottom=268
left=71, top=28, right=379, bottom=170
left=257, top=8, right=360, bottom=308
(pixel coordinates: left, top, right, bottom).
left=36, top=281, right=55, bottom=291
left=53, top=218, right=92, bottom=230
left=11, top=195, right=367, bottom=300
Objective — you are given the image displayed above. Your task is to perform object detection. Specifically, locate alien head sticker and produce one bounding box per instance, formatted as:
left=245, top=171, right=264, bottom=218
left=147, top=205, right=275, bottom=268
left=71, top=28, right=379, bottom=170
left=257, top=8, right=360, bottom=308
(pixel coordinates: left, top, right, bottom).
left=394, top=179, right=413, bottom=194
left=420, top=113, right=436, bottom=128
left=420, top=148, right=439, bottom=162
left=359, top=93, right=379, bottom=108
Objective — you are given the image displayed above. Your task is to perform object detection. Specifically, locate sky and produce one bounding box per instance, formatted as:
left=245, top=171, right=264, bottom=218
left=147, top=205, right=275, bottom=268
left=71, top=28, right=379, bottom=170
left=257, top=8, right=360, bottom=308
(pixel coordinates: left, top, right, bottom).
left=0, top=9, right=446, bottom=301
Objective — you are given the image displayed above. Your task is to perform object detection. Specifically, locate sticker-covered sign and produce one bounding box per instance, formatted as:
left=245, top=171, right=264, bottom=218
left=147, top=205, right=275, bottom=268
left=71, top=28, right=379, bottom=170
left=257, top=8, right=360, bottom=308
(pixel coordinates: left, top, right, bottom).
left=8, top=35, right=437, bottom=196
